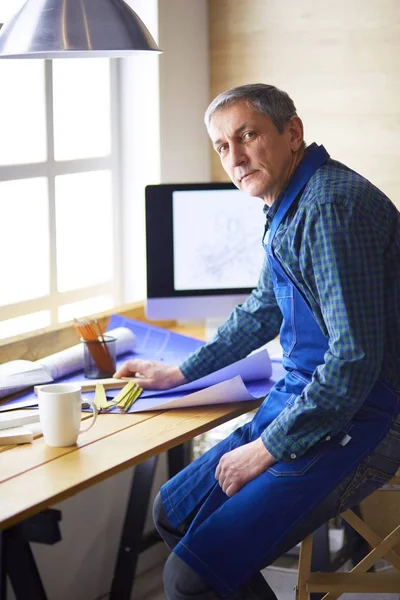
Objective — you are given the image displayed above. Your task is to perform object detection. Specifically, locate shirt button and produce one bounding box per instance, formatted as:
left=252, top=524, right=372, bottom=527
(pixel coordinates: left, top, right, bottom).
left=290, top=453, right=297, bottom=459
left=325, top=436, right=331, bottom=441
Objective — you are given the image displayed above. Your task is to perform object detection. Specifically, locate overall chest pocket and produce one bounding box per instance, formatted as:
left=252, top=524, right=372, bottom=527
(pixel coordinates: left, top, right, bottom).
left=274, top=284, right=296, bottom=357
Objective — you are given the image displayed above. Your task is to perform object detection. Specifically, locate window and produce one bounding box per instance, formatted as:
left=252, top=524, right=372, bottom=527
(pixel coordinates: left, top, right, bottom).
left=0, top=3, right=121, bottom=339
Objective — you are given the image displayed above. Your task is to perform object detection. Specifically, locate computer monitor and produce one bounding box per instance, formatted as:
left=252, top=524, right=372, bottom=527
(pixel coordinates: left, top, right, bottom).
left=145, top=182, right=266, bottom=323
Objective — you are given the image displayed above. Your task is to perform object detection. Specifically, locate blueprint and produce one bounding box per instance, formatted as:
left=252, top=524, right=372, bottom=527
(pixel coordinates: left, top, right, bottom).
left=0, top=315, right=205, bottom=411
left=0, top=315, right=284, bottom=413
left=127, top=360, right=286, bottom=413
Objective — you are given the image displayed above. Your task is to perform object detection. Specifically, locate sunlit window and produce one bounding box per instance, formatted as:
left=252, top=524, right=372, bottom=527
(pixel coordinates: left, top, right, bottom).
left=0, top=61, right=47, bottom=165
left=0, top=178, right=49, bottom=306
left=55, top=171, right=113, bottom=291
left=0, top=2, right=120, bottom=340
left=53, top=59, right=111, bottom=161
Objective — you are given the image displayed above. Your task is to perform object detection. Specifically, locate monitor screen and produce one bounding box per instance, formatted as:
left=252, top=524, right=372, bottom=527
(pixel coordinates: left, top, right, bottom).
left=145, top=182, right=266, bottom=321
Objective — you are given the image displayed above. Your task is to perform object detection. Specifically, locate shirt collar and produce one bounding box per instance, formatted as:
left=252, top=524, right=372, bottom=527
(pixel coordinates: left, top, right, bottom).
left=263, top=194, right=281, bottom=226
left=263, top=143, right=317, bottom=226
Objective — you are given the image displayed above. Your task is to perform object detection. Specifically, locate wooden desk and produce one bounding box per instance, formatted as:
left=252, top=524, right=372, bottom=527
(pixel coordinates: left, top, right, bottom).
left=0, top=305, right=261, bottom=599
left=0, top=402, right=260, bottom=530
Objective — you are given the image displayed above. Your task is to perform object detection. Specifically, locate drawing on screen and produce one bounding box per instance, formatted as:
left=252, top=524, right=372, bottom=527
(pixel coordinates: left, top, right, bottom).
left=192, top=214, right=262, bottom=286
left=173, top=189, right=265, bottom=291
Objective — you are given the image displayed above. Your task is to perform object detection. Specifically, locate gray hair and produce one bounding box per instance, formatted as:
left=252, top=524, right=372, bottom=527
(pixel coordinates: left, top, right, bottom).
left=205, top=83, right=299, bottom=133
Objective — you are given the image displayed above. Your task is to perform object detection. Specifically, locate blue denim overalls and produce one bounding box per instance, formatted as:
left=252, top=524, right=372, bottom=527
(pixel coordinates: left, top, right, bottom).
left=161, top=144, right=400, bottom=597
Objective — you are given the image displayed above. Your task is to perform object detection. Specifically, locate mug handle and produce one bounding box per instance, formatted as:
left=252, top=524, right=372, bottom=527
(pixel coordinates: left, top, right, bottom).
left=80, top=399, right=98, bottom=433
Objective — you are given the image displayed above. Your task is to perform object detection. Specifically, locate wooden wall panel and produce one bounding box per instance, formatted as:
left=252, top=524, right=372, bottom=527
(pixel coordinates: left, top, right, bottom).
left=209, top=0, right=400, bottom=207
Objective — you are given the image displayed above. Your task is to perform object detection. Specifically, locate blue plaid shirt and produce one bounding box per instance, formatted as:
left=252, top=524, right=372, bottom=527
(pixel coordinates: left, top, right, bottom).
left=180, top=148, right=400, bottom=461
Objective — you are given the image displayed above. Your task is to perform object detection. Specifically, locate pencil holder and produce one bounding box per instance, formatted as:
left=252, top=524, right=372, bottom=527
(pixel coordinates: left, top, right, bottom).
left=82, top=335, right=117, bottom=379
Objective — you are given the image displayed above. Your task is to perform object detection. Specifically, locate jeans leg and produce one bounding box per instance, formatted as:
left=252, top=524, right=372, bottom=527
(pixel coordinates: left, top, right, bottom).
left=163, top=553, right=278, bottom=600
left=153, top=468, right=375, bottom=600
left=153, top=493, right=277, bottom=600
left=256, top=419, right=400, bottom=570
left=154, top=419, right=400, bottom=600
left=155, top=472, right=366, bottom=600
left=153, top=493, right=186, bottom=550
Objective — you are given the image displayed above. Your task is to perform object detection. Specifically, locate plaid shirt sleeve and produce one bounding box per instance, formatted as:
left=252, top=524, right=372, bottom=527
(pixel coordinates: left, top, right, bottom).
left=261, top=198, right=387, bottom=461
left=180, top=254, right=282, bottom=381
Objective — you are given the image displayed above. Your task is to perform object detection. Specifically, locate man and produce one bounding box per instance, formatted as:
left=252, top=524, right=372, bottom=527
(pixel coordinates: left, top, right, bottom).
left=115, top=84, right=400, bottom=599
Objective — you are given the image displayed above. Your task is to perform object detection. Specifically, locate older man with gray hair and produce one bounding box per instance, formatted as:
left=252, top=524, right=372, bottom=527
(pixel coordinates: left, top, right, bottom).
left=116, top=83, right=400, bottom=600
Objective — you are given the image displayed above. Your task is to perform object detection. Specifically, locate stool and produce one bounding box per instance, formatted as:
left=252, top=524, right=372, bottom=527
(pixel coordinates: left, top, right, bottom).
left=296, top=472, right=400, bottom=600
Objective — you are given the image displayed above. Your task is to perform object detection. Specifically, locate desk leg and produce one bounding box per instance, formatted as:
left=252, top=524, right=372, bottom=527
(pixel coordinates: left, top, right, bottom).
left=0, top=531, right=6, bottom=600
left=5, top=532, right=47, bottom=600
left=110, top=455, right=159, bottom=600
left=110, top=441, right=192, bottom=599
left=1, top=509, right=60, bottom=600
left=168, top=441, right=192, bottom=478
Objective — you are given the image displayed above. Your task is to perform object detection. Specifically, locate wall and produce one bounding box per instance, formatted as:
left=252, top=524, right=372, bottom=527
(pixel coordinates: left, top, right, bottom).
left=209, top=0, right=400, bottom=208
left=119, top=0, right=160, bottom=304
left=120, top=0, right=210, bottom=303
left=158, top=0, right=210, bottom=183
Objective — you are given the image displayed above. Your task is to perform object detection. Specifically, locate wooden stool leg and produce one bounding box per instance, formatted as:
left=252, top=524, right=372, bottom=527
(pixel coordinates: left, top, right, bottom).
left=321, top=523, right=400, bottom=600
left=296, top=534, right=314, bottom=600
left=342, top=510, right=400, bottom=570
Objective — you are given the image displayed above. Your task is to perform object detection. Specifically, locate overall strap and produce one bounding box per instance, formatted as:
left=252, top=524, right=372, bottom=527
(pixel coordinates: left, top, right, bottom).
left=268, top=144, right=330, bottom=245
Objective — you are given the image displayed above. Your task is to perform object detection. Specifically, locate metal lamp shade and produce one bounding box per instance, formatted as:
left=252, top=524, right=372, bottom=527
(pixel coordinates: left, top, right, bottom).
left=0, top=0, right=161, bottom=58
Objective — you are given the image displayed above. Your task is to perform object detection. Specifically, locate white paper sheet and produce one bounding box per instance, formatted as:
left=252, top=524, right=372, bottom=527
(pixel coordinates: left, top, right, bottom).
left=130, top=376, right=255, bottom=412
left=157, top=376, right=255, bottom=407
left=0, top=361, right=53, bottom=391
left=140, top=349, right=272, bottom=400
left=173, top=349, right=271, bottom=392
left=128, top=361, right=287, bottom=413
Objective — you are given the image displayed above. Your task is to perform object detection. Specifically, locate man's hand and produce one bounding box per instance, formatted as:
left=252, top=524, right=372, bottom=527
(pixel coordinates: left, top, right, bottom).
left=113, top=359, right=188, bottom=390
left=215, top=438, right=277, bottom=497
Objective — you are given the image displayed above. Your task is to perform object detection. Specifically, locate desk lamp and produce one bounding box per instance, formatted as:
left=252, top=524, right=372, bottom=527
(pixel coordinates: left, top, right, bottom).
left=0, top=0, right=160, bottom=59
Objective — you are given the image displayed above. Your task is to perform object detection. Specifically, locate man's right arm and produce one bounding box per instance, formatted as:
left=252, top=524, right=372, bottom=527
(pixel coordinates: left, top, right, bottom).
left=180, top=255, right=282, bottom=381
left=115, top=255, right=282, bottom=388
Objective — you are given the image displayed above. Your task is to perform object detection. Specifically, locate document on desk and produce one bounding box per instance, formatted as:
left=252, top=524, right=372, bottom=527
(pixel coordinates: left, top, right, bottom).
left=123, top=360, right=286, bottom=413
left=0, top=317, right=206, bottom=411
left=0, top=361, right=53, bottom=393
left=0, top=315, right=284, bottom=412
left=137, top=348, right=272, bottom=398
left=99, top=314, right=282, bottom=411
left=95, top=344, right=279, bottom=412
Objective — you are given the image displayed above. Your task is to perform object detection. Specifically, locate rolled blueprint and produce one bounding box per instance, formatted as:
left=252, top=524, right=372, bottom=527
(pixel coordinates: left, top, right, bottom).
left=0, top=327, right=135, bottom=398
left=38, top=327, right=136, bottom=379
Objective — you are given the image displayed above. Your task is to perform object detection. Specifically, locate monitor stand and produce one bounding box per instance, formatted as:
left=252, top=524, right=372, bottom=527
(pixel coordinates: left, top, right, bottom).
left=175, top=317, right=230, bottom=342
left=205, top=320, right=283, bottom=360
left=205, top=317, right=227, bottom=341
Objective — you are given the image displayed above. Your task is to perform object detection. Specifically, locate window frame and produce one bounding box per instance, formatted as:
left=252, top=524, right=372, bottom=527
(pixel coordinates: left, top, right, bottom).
left=0, top=59, right=123, bottom=328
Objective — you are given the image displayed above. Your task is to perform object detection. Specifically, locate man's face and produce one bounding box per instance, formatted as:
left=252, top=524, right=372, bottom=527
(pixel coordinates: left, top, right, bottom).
left=209, top=100, right=303, bottom=205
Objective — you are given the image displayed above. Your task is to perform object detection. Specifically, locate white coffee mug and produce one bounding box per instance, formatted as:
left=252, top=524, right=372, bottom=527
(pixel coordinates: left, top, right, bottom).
left=37, top=383, right=98, bottom=447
